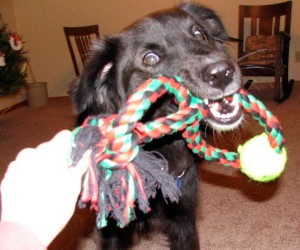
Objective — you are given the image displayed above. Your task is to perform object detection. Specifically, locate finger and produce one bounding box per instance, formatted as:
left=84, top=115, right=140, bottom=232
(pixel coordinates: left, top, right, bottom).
left=32, top=131, right=72, bottom=170
left=65, top=151, right=91, bottom=201
left=15, top=148, right=36, bottom=162
left=50, top=130, right=72, bottom=145
left=49, top=130, right=72, bottom=162
left=10, top=149, right=37, bottom=173
left=36, top=130, right=72, bottom=156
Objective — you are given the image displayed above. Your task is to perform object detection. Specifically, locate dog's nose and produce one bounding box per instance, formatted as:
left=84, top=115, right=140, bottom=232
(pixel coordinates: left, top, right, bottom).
left=202, top=61, right=234, bottom=89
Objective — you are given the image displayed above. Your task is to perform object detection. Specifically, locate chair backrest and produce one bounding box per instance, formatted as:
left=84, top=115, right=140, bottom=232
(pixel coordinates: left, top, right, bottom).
left=64, top=25, right=100, bottom=76
left=238, top=1, right=292, bottom=57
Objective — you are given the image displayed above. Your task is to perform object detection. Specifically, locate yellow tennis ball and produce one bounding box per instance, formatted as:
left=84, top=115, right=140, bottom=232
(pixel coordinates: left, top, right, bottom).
left=238, top=133, right=287, bottom=182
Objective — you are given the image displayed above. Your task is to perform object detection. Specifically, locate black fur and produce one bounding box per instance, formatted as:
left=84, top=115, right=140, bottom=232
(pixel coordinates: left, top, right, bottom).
left=72, top=3, right=242, bottom=250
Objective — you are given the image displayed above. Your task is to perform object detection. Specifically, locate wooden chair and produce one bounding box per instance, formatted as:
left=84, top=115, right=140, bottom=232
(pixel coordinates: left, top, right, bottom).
left=63, top=25, right=100, bottom=77
left=233, top=1, right=294, bottom=103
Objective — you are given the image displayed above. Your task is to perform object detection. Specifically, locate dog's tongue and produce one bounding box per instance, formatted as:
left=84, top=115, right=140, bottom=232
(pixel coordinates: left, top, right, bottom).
left=207, top=95, right=239, bottom=120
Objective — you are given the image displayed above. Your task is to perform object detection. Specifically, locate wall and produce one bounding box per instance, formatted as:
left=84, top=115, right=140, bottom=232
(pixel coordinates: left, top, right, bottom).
left=1, top=0, right=300, bottom=110
left=12, top=0, right=104, bottom=97
left=0, top=0, right=16, bottom=30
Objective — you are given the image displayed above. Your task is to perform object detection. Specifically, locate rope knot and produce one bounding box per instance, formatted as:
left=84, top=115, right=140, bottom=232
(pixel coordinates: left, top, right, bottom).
left=98, top=116, right=140, bottom=170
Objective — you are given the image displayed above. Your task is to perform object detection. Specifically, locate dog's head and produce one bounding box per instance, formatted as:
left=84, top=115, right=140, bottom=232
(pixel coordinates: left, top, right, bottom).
left=73, top=3, right=242, bottom=130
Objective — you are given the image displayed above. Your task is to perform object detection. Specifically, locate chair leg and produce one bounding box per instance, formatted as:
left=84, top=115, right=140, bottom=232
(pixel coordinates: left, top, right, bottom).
left=274, top=74, right=294, bottom=103
left=273, top=72, right=281, bottom=102
left=282, top=72, right=294, bottom=98
left=244, top=80, right=253, bottom=89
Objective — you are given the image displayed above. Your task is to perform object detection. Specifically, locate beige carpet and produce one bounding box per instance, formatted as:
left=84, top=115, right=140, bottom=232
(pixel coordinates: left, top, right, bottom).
left=0, top=83, right=300, bottom=250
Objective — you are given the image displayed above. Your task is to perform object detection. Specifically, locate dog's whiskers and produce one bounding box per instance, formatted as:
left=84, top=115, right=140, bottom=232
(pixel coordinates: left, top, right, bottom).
left=237, top=48, right=269, bottom=62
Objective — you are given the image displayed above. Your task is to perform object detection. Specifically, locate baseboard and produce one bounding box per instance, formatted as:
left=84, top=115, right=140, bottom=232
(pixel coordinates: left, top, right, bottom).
left=48, top=96, right=70, bottom=101
left=0, top=100, right=27, bottom=115
left=0, top=96, right=70, bottom=115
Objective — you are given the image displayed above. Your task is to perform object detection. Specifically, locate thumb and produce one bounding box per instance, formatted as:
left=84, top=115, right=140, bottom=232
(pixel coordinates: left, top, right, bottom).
left=71, top=150, right=91, bottom=178
left=67, top=150, right=92, bottom=199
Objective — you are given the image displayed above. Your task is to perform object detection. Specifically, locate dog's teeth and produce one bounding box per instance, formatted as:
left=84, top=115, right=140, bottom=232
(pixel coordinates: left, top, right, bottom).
left=231, top=94, right=239, bottom=106
left=204, top=99, right=209, bottom=105
left=210, top=108, right=221, bottom=118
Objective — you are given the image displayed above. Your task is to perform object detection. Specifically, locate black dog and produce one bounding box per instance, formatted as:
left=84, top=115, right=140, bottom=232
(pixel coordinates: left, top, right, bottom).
left=72, top=3, right=242, bottom=250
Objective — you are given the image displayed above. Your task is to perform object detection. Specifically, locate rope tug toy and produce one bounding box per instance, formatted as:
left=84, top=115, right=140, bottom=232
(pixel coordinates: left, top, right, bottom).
left=69, top=76, right=287, bottom=228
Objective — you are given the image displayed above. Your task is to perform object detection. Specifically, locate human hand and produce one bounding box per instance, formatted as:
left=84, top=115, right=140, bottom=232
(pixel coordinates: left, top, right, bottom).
left=0, top=130, right=90, bottom=247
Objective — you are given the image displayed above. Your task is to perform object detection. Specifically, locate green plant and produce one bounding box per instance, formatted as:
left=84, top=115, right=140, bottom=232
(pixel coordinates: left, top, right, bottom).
left=0, top=14, right=27, bottom=96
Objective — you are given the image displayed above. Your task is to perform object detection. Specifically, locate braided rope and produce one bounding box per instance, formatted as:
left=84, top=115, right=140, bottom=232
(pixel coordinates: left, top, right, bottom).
left=70, top=75, right=285, bottom=228
left=237, top=88, right=285, bottom=152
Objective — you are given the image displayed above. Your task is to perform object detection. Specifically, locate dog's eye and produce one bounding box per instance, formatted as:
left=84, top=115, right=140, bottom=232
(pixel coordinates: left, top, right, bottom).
left=192, top=26, right=208, bottom=42
left=143, top=52, right=160, bottom=66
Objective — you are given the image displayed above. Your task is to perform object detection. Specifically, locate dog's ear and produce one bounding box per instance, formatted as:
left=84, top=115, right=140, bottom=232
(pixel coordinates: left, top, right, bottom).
left=72, top=37, right=122, bottom=123
left=179, top=3, right=228, bottom=41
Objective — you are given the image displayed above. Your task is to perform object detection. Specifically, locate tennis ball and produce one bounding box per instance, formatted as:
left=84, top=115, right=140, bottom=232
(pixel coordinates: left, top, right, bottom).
left=238, top=133, right=287, bottom=182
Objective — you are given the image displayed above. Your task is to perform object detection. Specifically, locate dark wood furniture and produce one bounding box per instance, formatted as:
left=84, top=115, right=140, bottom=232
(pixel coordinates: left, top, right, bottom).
left=63, top=25, right=100, bottom=77
left=234, top=1, right=294, bottom=102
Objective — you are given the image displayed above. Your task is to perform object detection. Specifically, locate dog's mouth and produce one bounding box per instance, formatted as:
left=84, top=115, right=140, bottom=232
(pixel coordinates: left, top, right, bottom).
left=204, top=93, right=243, bottom=131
